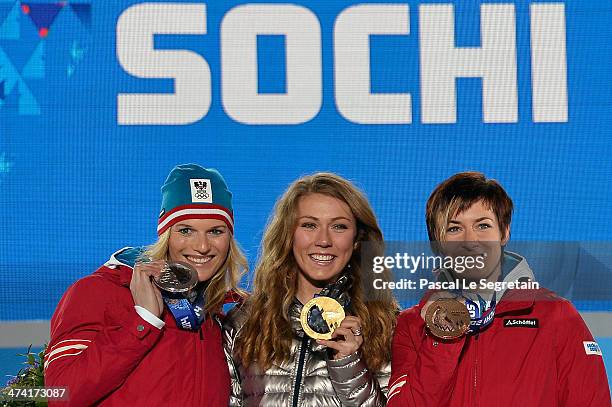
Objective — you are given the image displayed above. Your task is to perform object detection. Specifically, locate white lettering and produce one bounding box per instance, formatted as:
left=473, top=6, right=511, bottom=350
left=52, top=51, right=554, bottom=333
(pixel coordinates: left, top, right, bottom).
left=221, top=4, right=321, bottom=124
left=373, top=278, right=416, bottom=290
left=334, top=4, right=411, bottom=124
left=179, top=316, right=192, bottom=329
left=419, top=4, right=518, bottom=123
left=114, top=3, right=568, bottom=126
left=117, top=3, right=210, bottom=125
left=373, top=256, right=384, bottom=273
left=530, top=3, right=568, bottom=122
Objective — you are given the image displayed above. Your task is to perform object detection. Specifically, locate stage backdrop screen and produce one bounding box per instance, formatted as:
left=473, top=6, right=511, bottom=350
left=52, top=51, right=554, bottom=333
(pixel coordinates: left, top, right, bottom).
left=0, top=0, right=611, bottom=385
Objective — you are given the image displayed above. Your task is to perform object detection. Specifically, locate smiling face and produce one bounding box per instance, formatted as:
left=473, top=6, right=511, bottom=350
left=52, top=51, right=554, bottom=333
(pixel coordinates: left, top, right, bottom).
left=292, top=193, right=357, bottom=300
left=442, top=200, right=509, bottom=282
left=167, top=218, right=231, bottom=282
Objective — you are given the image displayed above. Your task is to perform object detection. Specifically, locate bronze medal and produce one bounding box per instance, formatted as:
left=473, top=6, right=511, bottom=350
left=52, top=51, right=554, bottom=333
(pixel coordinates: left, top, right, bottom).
left=425, top=298, right=470, bottom=340
left=300, top=296, right=346, bottom=340
left=153, top=261, right=199, bottom=293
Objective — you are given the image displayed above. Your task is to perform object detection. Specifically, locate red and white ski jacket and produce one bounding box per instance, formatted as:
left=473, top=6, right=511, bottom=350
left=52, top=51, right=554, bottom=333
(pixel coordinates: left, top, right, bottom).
left=388, top=287, right=610, bottom=406
left=45, top=256, right=231, bottom=406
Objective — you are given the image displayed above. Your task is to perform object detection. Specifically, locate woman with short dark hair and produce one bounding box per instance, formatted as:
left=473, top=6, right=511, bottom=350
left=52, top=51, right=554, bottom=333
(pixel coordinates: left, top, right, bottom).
left=388, top=171, right=610, bottom=406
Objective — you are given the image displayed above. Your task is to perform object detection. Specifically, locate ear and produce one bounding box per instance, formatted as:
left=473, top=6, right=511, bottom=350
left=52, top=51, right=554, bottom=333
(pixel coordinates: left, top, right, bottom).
left=353, top=229, right=365, bottom=250
left=501, top=225, right=510, bottom=246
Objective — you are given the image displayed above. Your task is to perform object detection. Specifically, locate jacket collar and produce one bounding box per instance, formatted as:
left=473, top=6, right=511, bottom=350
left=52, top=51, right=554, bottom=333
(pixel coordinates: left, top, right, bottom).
left=289, top=298, right=306, bottom=337
left=494, top=287, right=537, bottom=315
left=98, top=246, right=145, bottom=286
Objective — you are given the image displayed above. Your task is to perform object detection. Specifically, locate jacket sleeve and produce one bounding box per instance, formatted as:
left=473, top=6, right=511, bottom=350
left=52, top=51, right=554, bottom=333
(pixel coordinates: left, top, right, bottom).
left=222, top=307, right=245, bottom=407
left=326, top=351, right=389, bottom=406
left=555, top=299, right=611, bottom=406
left=387, top=308, right=465, bottom=407
left=44, top=276, right=163, bottom=406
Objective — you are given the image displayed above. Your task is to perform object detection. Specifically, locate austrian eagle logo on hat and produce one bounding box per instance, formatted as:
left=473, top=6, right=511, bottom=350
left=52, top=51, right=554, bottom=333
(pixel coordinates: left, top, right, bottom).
left=190, top=178, right=213, bottom=203
left=194, top=181, right=209, bottom=199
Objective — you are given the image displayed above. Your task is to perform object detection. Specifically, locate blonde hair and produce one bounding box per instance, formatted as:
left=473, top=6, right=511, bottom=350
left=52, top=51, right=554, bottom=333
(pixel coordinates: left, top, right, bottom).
left=144, top=229, right=247, bottom=316
left=239, top=173, right=398, bottom=371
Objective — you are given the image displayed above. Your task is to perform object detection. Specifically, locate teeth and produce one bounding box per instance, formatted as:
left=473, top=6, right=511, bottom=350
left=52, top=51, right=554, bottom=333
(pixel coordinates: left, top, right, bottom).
left=186, top=256, right=212, bottom=264
left=310, top=254, right=334, bottom=262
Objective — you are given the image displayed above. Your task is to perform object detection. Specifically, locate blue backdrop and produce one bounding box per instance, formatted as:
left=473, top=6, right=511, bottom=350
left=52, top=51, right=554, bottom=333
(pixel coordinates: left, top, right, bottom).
left=0, top=0, right=610, bottom=384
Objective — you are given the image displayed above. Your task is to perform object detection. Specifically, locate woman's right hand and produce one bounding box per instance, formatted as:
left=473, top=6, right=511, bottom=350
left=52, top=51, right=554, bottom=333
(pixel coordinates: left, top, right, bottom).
left=130, top=260, right=165, bottom=318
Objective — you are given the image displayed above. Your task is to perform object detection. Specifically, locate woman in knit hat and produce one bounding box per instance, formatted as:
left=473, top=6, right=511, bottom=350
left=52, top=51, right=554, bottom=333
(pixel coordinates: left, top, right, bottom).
left=45, top=164, right=247, bottom=406
left=223, top=172, right=398, bottom=406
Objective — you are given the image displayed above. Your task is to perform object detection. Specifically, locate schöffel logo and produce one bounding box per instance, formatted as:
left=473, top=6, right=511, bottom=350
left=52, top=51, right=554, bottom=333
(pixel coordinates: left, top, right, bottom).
left=504, top=318, right=538, bottom=328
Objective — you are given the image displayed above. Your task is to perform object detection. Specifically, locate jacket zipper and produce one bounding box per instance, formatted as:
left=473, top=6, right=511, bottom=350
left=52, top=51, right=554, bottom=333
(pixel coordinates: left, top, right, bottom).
left=292, top=335, right=309, bottom=407
left=195, top=326, right=202, bottom=405
left=473, top=334, right=479, bottom=406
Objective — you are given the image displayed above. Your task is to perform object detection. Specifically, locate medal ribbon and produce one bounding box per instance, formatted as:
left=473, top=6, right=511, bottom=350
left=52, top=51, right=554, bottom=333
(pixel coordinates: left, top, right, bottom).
left=306, top=273, right=351, bottom=334
left=462, top=293, right=497, bottom=335
left=162, top=287, right=206, bottom=331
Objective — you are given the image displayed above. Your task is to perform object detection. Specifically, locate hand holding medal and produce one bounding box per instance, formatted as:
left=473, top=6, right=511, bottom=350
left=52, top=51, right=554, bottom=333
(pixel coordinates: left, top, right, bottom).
left=131, top=260, right=199, bottom=319
left=130, top=260, right=167, bottom=318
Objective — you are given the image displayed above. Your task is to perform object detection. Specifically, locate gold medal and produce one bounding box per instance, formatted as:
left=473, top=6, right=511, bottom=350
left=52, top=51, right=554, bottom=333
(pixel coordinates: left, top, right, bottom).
left=425, top=298, right=470, bottom=340
left=300, top=297, right=346, bottom=340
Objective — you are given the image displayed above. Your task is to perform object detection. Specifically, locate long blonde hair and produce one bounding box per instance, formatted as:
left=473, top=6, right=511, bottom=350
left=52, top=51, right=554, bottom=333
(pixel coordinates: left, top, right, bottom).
left=144, top=230, right=247, bottom=316
left=239, top=173, right=398, bottom=371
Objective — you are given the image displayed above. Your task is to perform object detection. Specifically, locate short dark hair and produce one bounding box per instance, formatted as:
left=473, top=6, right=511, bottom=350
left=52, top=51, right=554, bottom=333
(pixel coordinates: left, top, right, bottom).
left=426, top=172, right=513, bottom=241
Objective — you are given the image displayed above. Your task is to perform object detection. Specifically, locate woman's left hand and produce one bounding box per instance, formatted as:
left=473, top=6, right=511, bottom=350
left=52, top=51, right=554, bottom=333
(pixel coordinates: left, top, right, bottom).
left=317, top=316, right=364, bottom=359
